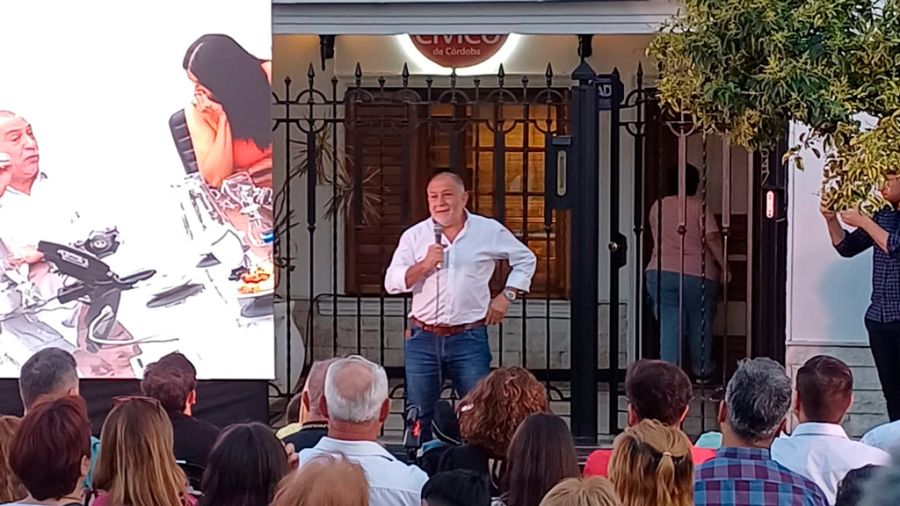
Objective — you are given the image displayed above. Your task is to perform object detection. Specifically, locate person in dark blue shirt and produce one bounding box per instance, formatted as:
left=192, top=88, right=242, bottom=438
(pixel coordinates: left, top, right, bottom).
left=823, top=174, right=900, bottom=420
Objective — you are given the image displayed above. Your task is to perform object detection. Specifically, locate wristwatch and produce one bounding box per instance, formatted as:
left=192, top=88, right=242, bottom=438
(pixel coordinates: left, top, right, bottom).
left=503, top=288, right=518, bottom=301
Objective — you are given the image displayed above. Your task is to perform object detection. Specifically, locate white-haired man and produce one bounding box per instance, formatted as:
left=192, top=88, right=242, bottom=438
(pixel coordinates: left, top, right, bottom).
left=298, top=355, right=427, bottom=506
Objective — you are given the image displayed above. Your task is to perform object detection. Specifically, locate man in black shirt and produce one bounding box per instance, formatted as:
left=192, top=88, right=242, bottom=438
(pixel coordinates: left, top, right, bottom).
left=283, top=358, right=336, bottom=451
left=141, top=352, right=219, bottom=487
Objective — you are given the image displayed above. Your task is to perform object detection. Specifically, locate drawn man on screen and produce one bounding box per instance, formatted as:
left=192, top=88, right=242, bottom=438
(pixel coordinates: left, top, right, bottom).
left=0, top=110, right=140, bottom=377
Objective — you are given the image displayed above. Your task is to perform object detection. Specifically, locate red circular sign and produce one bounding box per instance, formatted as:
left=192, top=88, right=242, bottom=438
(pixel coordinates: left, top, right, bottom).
left=410, top=35, right=510, bottom=68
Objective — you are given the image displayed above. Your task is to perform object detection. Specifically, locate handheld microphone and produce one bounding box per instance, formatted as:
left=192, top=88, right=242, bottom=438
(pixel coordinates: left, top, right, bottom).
left=433, top=222, right=444, bottom=270
left=0, top=152, right=11, bottom=171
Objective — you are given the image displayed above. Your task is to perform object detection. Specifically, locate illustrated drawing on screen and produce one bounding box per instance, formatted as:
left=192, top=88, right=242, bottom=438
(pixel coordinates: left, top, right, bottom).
left=0, top=32, right=274, bottom=379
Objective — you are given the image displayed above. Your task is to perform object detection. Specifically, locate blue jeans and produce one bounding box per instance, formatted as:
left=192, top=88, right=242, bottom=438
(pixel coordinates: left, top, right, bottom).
left=646, top=271, right=718, bottom=377
left=404, top=325, right=491, bottom=441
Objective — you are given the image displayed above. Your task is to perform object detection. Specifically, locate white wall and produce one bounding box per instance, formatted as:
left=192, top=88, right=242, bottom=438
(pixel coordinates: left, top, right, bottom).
left=785, top=122, right=892, bottom=434
left=787, top=122, right=872, bottom=345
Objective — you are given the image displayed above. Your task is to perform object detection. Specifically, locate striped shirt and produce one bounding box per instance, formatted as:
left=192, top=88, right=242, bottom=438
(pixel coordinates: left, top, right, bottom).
left=694, top=447, right=828, bottom=506
left=834, top=207, right=900, bottom=323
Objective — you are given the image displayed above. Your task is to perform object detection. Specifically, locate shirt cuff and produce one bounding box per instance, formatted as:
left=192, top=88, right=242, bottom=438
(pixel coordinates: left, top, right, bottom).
left=384, top=267, right=412, bottom=293
left=505, top=272, right=532, bottom=293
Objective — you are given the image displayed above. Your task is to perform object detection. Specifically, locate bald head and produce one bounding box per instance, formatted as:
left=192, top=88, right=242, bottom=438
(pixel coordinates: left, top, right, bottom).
left=323, top=355, right=388, bottom=424
left=429, top=171, right=465, bottom=191
left=303, top=358, right=338, bottom=419
left=427, top=172, right=468, bottom=227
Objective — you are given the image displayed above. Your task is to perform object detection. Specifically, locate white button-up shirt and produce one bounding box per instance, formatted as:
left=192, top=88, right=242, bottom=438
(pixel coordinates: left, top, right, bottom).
left=384, top=213, right=537, bottom=325
left=298, top=436, right=429, bottom=506
left=771, top=422, right=891, bottom=504
left=0, top=173, right=80, bottom=312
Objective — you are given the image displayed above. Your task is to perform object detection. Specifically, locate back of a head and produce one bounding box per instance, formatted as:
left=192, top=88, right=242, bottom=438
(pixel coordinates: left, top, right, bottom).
left=422, top=470, right=491, bottom=506
left=836, top=465, right=882, bottom=506
left=0, top=416, right=25, bottom=502
left=860, top=460, right=900, bottom=506
left=95, top=397, right=186, bottom=506
left=285, top=393, right=302, bottom=424
left=9, top=396, right=90, bottom=502
left=608, top=419, right=693, bottom=506
left=724, top=357, right=792, bottom=444
left=141, top=352, right=198, bottom=414
left=539, top=477, right=622, bottom=506
left=665, top=164, right=700, bottom=197
left=459, top=367, right=549, bottom=458
left=796, top=355, right=853, bottom=424
left=324, top=355, right=388, bottom=423
left=19, top=348, right=78, bottom=410
left=503, top=413, right=580, bottom=506
left=625, top=360, right=692, bottom=426
left=273, top=454, right=369, bottom=506
left=305, top=358, right=339, bottom=418
left=432, top=399, right=461, bottom=444
left=201, top=422, right=289, bottom=506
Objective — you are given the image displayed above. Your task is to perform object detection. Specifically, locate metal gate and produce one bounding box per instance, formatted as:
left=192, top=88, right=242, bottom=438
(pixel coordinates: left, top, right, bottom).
left=273, top=55, right=786, bottom=443
left=273, top=60, right=630, bottom=443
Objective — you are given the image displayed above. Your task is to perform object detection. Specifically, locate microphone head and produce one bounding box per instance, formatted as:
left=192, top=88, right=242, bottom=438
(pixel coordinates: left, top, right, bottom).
left=433, top=222, right=444, bottom=234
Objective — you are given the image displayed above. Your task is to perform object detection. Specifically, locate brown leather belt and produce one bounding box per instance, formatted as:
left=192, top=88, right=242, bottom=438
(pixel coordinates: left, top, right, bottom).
left=410, top=317, right=486, bottom=337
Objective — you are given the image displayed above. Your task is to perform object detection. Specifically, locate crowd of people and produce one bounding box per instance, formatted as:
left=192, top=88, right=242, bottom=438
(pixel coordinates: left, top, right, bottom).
left=2, top=348, right=900, bottom=506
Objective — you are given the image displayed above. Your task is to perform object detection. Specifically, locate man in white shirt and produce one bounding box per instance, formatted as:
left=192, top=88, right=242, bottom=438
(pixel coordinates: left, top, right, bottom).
left=299, top=355, right=428, bottom=506
left=0, top=110, right=78, bottom=369
left=772, top=355, right=890, bottom=503
left=0, top=111, right=139, bottom=378
left=384, top=172, right=536, bottom=440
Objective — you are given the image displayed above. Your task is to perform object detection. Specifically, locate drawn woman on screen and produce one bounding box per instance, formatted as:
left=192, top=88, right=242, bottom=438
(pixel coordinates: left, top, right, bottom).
left=183, top=34, right=272, bottom=188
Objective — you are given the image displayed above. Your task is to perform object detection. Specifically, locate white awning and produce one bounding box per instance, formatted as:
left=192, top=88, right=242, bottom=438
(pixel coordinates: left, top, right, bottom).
left=274, top=1, right=679, bottom=35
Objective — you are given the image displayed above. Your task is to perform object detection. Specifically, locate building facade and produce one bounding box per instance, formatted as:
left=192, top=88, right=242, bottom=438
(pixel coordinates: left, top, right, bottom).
left=272, top=0, right=881, bottom=440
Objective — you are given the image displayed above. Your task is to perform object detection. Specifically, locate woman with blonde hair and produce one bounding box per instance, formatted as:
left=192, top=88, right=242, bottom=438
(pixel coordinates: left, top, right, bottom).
left=92, top=397, right=195, bottom=506
left=272, top=454, right=368, bottom=506
left=608, top=419, right=693, bottom=506
left=0, top=416, right=26, bottom=503
left=539, top=477, right=622, bottom=506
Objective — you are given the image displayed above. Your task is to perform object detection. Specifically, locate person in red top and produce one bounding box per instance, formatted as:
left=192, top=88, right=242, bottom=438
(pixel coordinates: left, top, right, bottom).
left=584, top=359, right=715, bottom=477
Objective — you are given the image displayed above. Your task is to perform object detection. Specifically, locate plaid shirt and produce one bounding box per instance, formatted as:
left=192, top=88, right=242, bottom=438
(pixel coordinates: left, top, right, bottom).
left=694, top=447, right=828, bottom=506
left=834, top=208, right=900, bottom=323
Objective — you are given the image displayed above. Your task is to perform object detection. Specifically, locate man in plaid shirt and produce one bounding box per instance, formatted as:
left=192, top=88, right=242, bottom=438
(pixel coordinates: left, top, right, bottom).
left=822, top=174, right=900, bottom=422
left=694, top=358, right=828, bottom=506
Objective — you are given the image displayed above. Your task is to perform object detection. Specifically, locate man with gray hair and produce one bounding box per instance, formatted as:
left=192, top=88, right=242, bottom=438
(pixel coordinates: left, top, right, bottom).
left=694, top=358, right=828, bottom=506
left=385, top=172, right=536, bottom=440
left=17, top=347, right=101, bottom=489
left=298, top=355, right=428, bottom=506
left=18, top=347, right=79, bottom=412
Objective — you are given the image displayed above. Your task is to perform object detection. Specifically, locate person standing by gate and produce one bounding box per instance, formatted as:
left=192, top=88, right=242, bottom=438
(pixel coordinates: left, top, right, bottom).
left=385, top=172, right=537, bottom=440
left=821, top=174, right=900, bottom=421
left=646, top=164, right=727, bottom=382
